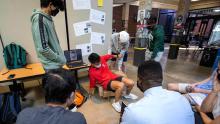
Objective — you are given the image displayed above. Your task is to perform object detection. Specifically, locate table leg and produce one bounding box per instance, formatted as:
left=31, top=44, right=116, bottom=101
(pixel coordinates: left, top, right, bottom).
left=74, top=70, right=89, bottom=97
left=8, top=80, right=21, bottom=113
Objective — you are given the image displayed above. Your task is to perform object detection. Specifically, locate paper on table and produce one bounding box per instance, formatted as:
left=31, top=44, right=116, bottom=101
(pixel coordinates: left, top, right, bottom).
left=188, top=93, right=206, bottom=106
left=72, top=0, right=91, bottom=10
left=91, top=32, right=105, bottom=44
left=76, top=43, right=93, bottom=56
left=73, top=21, right=92, bottom=36
left=90, top=9, right=105, bottom=25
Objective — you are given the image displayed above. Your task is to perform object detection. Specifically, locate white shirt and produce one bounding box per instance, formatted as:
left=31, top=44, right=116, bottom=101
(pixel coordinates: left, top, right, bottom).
left=121, top=86, right=195, bottom=124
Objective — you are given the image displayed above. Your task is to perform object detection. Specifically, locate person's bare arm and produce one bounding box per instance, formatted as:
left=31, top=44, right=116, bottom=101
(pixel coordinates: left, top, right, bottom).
left=192, top=77, right=211, bottom=87
left=211, top=116, right=220, bottom=124
left=201, top=74, right=220, bottom=112
left=193, top=88, right=212, bottom=94
left=196, top=106, right=213, bottom=124
left=201, top=92, right=218, bottom=112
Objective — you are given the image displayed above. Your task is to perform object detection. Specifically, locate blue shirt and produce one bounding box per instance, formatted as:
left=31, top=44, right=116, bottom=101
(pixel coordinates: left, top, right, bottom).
left=121, top=86, right=195, bottom=124
left=196, top=69, right=216, bottom=91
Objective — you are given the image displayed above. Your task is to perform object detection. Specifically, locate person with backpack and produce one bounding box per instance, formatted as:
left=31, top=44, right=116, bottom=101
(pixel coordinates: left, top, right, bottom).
left=31, top=0, right=66, bottom=71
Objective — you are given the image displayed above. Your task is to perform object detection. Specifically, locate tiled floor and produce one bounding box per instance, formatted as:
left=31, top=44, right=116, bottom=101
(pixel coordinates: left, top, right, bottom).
left=19, top=45, right=212, bottom=124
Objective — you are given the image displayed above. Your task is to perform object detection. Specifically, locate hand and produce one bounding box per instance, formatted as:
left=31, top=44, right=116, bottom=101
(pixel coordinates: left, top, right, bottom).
left=195, top=105, right=201, bottom=112
left=190, top=83, right=198, bottom=89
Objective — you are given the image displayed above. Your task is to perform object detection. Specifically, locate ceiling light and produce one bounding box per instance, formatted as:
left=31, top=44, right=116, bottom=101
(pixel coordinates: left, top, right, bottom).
left=214, top=9, right=220, bottom=12
left=191, top=0, right=199, bottom=1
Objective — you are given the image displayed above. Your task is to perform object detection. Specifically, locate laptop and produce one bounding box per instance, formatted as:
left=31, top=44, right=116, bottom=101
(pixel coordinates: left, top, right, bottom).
left=64, top=49, right=84, bottom=68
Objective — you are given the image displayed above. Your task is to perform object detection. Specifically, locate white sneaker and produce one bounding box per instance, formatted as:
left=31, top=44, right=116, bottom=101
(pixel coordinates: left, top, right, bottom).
left=124, top=93, right=138, bottom=100
left=70, top=106, right=77, bottom=112
left=112, top=102, right=121, bottom=112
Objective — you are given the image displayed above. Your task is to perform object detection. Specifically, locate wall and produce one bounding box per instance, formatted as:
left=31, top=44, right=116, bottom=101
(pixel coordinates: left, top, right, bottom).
left=0, top=0, right=67, bottom=69
left=113, top=5, right=123, bottom=32
left=128, top=5, right=138, bottom=37
left=190, top=0, right=220, bottom=10
left=67, top=0, right=113, bottom=63
left=0, top=0, right=113, bottom=69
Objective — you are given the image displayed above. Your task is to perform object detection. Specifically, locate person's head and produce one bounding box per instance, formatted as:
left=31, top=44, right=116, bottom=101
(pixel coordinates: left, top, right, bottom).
left=42, top=69, right=76, bottom=106
left=88, top=53, right=101, bottom=68
left=137, top=60, right=163, bottom=92
left=119, top=31, right=129, bottom=44
left=147, top=16, right=157, bottom=29
left=40, top=0, right=65, bottom=16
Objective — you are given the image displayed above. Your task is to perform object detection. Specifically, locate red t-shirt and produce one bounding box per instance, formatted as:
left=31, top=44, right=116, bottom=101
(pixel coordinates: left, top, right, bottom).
left=89, top=54, right=118, bottom=90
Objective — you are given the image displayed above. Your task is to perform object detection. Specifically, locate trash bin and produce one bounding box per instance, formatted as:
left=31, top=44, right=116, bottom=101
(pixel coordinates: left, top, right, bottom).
left=133, top=47, right=146, bottom=66
left=168, top=44, right=180, bottom=59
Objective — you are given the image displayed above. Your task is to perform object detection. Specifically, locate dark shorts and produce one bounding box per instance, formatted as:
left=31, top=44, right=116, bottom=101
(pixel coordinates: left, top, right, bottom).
left=107, top=76, right=123, bottom=92
left=123, top=51, right=128, bottom=62
left=111, top=52, right=119, bottom=61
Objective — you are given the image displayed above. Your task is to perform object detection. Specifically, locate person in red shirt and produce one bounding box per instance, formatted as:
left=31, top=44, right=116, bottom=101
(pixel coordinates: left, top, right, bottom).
left=88, top=53, right=138, bottom=112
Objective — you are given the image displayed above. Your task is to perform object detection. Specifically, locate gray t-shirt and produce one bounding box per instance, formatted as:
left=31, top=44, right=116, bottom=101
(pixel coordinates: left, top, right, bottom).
left=16, top=106, right=87, bottom=124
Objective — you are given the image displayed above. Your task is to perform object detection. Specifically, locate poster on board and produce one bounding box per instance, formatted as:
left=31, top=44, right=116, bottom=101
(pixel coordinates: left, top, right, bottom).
left=73, top=21, right=92, bottom=36
left=72, top=0, right=91, bottom=10
left=90, top=9, right=105, bottom=25
left=91, top=32, right=105, bottom=45
left=76, top=43, right=93, bottom=56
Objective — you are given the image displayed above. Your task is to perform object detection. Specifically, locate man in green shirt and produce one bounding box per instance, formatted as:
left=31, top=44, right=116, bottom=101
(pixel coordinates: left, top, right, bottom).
left=148, top=17, right=165, bottom=62
left=31, top=0, right=66, bottom=71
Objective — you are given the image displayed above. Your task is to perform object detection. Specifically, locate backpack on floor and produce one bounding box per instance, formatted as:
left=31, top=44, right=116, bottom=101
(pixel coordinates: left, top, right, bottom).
left=0, top=92, right=21, bottom=124
left=73, top=90, right=87, bottom=107
left=3, top=43, right=27, bottom=69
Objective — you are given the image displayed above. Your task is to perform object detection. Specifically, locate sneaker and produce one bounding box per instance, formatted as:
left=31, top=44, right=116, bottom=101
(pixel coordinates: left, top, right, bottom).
left=124, top=93, right=138, bottom=100
left=70, top=106, right=78, bottom=112
left=112, top=102, right=121, bottom=112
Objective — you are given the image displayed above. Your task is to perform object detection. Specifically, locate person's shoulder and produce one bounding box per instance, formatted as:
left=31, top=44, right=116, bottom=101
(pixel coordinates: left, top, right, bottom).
left=19, top=107, right=39, bottom=115
left=17, top=107, right=40, bottom=122
left=62, top=111, right=86, bottom=123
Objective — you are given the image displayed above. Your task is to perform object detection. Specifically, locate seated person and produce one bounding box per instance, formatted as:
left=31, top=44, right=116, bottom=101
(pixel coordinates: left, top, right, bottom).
left=88, top=53, right=137, bottom=112
left=168, top=58, right=220, bottom=95
left=16, top=69, right=87, bottom=124
left=121, top=61, right=195, bottom=124
left=196, top=69, right=220, bottom=124
left=167, top=64, right=218, bottom=94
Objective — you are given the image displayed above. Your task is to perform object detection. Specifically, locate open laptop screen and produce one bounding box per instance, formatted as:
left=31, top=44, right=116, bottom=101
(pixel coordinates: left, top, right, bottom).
left=64, top=49, right=82, bottom=62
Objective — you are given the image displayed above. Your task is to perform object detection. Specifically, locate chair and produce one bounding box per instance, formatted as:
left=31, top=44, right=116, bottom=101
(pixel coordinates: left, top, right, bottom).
left=95, top=84, right=115, bottom=100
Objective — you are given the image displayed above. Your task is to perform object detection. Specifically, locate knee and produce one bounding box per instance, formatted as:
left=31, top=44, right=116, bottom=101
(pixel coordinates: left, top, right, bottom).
left=126, top=79, right=134, bottom=87
left=128, top=80, right=134, bottom=87
left=116, top=83, right=124, bottom=90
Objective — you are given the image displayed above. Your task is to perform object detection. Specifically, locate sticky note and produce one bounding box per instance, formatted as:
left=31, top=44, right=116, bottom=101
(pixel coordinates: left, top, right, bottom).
left=98, top=0, right=103, bottom=7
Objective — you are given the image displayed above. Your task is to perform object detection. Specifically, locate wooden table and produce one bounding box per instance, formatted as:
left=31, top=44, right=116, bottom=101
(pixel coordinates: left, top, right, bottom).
left=0, top=63, right=45, bottom=84
left=0, top=63, right=45, bottom=112
left=63, top=63, right=90, bottom=96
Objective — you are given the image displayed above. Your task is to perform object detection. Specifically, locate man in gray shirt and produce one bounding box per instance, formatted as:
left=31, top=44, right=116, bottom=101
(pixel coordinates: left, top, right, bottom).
left=16, top=69, right=87, bottom=124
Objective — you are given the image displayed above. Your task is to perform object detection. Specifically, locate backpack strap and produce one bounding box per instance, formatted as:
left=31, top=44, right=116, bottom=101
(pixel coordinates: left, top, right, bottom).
left=0, top=34, right=4, bottom=50
left=6, top=45, right=14, bottom=67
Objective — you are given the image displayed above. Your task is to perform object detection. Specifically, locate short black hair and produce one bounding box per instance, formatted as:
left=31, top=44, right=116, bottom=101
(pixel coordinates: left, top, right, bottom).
left=42, top=69, right=76, bottom=104
left=40, top=0, right=65, bottom=11
left=88, top=53, right=100, bottom=64
left=138, top=60, right=162, bottom=85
